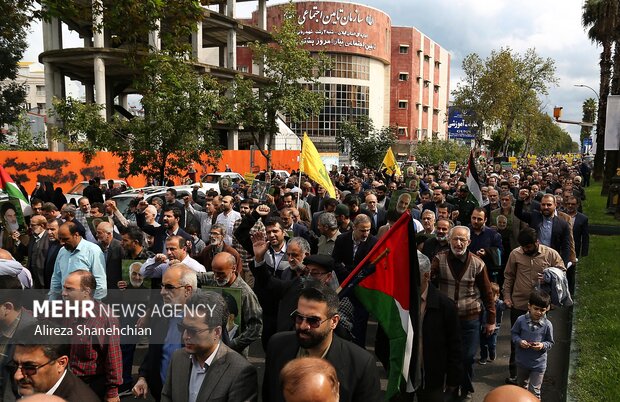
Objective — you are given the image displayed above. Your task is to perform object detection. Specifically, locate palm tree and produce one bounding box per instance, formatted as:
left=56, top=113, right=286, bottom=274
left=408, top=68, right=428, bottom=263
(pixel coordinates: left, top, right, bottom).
left=582, top=0, right=618, bottom=184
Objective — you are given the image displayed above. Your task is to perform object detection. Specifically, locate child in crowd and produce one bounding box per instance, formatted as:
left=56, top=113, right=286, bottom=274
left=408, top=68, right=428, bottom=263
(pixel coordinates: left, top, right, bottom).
left=479, top=282, right=506, bottom=364
left=511, top=289, right=554, bottom=399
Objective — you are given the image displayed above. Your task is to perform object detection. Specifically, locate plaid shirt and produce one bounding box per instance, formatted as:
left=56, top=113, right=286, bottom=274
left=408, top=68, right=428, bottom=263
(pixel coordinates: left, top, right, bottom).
left=64, top=301, right=123, bottom=399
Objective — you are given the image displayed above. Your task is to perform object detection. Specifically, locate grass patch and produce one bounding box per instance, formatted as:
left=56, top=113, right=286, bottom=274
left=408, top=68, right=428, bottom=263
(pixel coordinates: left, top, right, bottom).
left=569, top=235, right=620, bottom=401
left=582, top=181, right=620, bottom=226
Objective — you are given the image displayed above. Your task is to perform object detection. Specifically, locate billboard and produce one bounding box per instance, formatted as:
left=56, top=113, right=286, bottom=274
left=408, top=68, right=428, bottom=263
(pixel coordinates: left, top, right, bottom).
left=448, top=108, right=476, bottom=140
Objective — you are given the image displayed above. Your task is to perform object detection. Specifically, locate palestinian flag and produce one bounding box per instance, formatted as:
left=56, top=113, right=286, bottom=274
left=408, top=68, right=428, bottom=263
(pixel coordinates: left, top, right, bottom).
left=466, top=150, right=483, bottom=206
left=339, top=211, right=420, bottom=399
left=0, top=165, right=31, bottom=225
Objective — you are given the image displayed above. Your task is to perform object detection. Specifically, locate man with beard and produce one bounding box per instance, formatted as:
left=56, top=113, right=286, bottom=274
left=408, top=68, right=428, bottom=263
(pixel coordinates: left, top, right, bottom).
left=197, top=252, right=262, bottom=355
left=43, top=219, right=63, bottom=289
left=161, top=291, right=258, bottom=401
left=137, top=205, right=192, bottom=255
left=24, top=215, right=49, bottom=289
left=133, top=265, right=197, bottom=401
left=563, top=195, right=589, bottom=294
left=215, top=196, right=242, bottom=246
left=469, top=208, right=504, bottom=285
left=420, top=209, right=436, bottom=235
left=422, top=218, right=452, bottom=259
left=515, top=193, right=571, bottom=265
left=503, top=228, right=564, bottom=385
left=195, top=224, right=242, bottom=273
left=185, top=197, right=218, bottom=243
left=96, top=221, right=124, bottom=290
left=431, top=226, right=496, bottom=401
left=140, top=236, right=206, bottom=279
left=263, top=282, right=381, bottom=402
left=374, top=185, right=390, bottom=209
left=49, top=221, right=107, bottom=300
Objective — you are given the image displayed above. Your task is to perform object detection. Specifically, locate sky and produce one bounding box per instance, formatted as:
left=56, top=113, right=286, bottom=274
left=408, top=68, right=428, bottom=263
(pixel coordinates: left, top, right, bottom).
left=23, top=0, right=600, bottom=143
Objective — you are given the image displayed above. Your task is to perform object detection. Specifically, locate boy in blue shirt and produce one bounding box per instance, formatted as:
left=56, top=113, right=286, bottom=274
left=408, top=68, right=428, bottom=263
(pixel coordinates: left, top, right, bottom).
left=511, top=289, right=554, bottom=399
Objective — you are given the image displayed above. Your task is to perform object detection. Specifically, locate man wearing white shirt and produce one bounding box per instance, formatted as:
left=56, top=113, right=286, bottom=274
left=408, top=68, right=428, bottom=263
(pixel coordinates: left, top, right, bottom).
left=141, top=236, right=206, bottom=278
left=215, top=196, right=241, bottom=246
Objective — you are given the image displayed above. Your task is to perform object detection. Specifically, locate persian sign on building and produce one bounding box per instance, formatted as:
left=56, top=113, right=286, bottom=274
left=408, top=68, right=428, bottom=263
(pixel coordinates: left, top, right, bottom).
left=448, top=108, right=476, bottom=140
left=268, top=2, right=391, bottom=62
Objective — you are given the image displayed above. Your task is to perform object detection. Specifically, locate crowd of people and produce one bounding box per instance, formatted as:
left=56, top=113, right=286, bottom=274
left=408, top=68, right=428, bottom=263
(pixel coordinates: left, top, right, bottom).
left=0, top=154, right=591, bottom=401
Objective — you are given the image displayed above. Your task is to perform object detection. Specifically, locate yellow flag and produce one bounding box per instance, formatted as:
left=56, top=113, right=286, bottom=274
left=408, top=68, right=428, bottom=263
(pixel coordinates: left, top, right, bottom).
left=300, top=133, right=336, bottom=198
left=381, top=147, right=402, bottom=176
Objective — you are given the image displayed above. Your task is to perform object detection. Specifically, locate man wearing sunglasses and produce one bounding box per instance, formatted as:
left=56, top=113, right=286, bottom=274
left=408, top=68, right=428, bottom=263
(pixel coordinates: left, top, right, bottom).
left=161, top=291, right=258, bottom=402
left=263, top=282, right=381, bottom=402
left=9, top=324, right=99, bottom=401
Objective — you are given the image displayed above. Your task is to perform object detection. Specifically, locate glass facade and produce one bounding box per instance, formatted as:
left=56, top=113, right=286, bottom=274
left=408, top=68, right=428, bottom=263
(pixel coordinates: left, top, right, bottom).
left=287, top=54, right=371, bottom=146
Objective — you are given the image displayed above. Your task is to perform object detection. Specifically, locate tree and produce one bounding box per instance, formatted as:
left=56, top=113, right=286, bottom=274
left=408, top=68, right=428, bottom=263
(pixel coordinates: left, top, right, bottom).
left=335, top=116, right=396, bottom=169
left=412, top=140, right=470, bottom=166
left=452, top=48, right=557, bottom=155
left=52, top=54, right=223, bottom=183
left=223, top=2, right=327, bottom=171
left=0, top=0, right=39, bottom=140
left=580, top=98, right=597, bottom=145
left=451, top=53, right=492, bottom=149
left=582, top=0, right=619, bottom=182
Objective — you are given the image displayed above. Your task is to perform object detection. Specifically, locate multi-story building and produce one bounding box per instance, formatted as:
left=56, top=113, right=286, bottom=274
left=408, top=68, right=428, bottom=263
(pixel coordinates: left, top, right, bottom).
left=239, top=1, right=451, bottom=155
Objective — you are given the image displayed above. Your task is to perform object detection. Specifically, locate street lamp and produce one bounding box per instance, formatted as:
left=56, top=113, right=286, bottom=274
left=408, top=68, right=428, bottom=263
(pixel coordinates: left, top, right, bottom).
left=574, top=84, right=600, bottom=100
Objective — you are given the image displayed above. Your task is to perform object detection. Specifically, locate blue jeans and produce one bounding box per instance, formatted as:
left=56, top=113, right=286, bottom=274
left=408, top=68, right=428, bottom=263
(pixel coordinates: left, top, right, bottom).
left=480, top=330, right=498, bottom=359
left=459, top=318, right=480, bottom=394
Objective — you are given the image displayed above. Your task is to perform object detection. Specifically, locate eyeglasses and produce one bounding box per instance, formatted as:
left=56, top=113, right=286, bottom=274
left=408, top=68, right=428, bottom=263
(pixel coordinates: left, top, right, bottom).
left=160, top=283, right=185, bottom=290
left=8, top=359, right=56, bottom=376
left=290, top=310, right=331, bottom=328
left=177, top=322, right=213, bottom=337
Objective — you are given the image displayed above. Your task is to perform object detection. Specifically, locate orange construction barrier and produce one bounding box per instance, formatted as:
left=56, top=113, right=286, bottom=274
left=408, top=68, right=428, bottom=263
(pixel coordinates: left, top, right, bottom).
left=0, top=150, right=300, bottom=194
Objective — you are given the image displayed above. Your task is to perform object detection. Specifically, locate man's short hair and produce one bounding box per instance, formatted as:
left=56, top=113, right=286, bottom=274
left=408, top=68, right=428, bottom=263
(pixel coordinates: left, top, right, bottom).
left=70, top=270, right=97, bottom=293
left=42, top=202, right=58, bottom=212
left=60, top=204, right=77, bottom=216
left=170, top=264, right=198, bottom=289
left=61, top=221, right=80, bottom=236
left=288, top=237, right=311, bottom=255
left=166, top=235, right=186, bottom=250
left=264, top=216, right=285, bottom=231
left=448, top=225, right=470, bottom=240
left=472, top=206, right=486, bottom=219
left=163, top=207, right=181, bottom=219
left=211, top=223, right=227, bottom=237
left=15, top=323, right=71, bottom=359
left=151, top=197, right=163, bottom=207
left=186, top=291, right=227, bottom=329
left=299, top=280, right=339, bottom=317
left=0, top=275, right=24, bottom=309
left=353, top=214, right=371, bottom=227
left=281, top=357, right=339, bottom=399
left=123, top=226, right=144, bottom=245
left=517, top=228, right=538, bottom=247
left=318, top=212, right=338, bottom=230
left=166, top=188, right=178, bottom=198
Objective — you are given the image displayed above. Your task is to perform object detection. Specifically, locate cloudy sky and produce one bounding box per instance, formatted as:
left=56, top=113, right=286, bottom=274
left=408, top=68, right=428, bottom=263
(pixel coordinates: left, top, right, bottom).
left=24, top=0, right=599, bottom=142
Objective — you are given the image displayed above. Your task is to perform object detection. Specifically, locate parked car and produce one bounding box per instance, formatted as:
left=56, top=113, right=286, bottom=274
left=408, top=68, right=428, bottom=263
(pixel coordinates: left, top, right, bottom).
left=65, top=179, right=128, bottom=204
left=198, top=172, right=244, bottom=193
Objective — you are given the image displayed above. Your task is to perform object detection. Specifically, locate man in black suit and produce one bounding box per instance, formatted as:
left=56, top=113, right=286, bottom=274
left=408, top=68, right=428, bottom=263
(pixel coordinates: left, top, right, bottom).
left=162, top=291, right=258, bottom=402
left=136, top=203, right=192, bottom=254
left=25, top=215, right=49, bottom=289
left=415, top=251, right=463, bottom=401
left=44, top=219, right=63, bottom=289
left=9, top=324, right=99, bottom=402
left=564, top=195, right=589, bottom=294
left=515, top=192, right=571, bottom=265
left=263, top=282, right=381, bottom=402
left=96, top=221, right=124, bottom=290
left=363, top=194, right=387, bottom=235
left=332, top=214, right=378, bottom=347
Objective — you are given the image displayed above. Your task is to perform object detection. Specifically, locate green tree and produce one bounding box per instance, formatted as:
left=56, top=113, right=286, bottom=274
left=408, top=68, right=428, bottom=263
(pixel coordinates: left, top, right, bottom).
left=412, top=140, right=470, bottom=166
left=335, top=116, right=396, bottom=169
left=452, top=48, right=557, bottom=155
left=52, top=54, right=223, bottom=183
left=580, top=97, right=597, bottom=145
left=582, top=0, right=619, bottom=182
left=0, top=0, right=39, bottom=140
left=223, top=2, right=327, bottom=171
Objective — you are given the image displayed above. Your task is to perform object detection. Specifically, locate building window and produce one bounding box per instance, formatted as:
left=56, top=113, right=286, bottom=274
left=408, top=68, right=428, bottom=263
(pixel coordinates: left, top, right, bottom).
left=399, top=73, right=409, bottom=81
left=423, top=55, right=430, bottom=61
left=434, top=84, right=440, bottom=93
left=399, top=45, right=409, bottom=54
left=398, top=100, right=408, bottom=109
left=398, top=127, right=407, bottom=136
left=319, top=54, right=370, bottom=80
left=237, top=66, right=249, bottom=73
left=36, top=85, right=45, bottom=96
